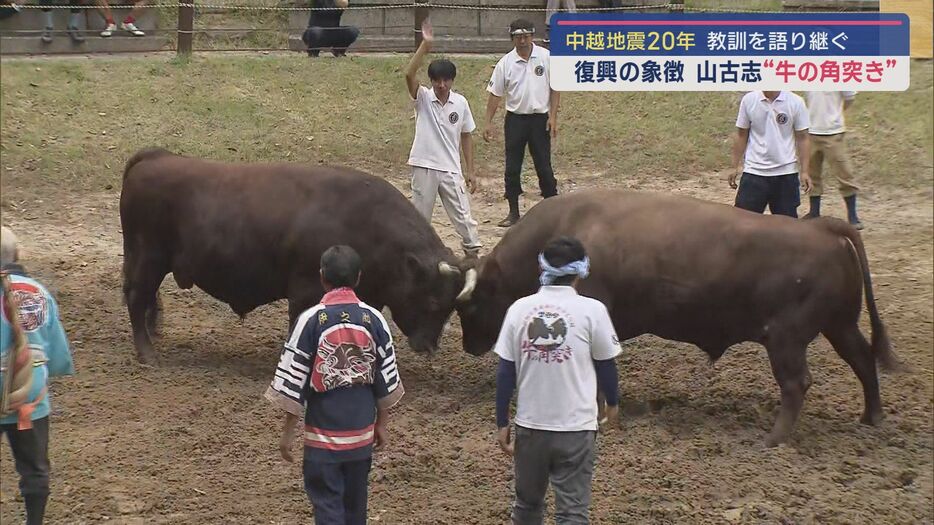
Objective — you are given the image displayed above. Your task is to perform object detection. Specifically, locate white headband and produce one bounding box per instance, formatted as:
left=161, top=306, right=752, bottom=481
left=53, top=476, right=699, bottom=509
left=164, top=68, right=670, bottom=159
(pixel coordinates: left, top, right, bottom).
left=510, top=28, right=535, bottom=36
left=539, top=253, right=590, bottom=286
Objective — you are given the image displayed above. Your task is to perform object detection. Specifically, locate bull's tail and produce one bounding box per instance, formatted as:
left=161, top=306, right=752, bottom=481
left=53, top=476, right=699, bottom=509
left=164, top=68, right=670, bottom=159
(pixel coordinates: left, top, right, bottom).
left=121, top=148, right=170, bottom=304
left=814, top=217, right=901, bottom=371
left=123, top=147, right=172, bottom=180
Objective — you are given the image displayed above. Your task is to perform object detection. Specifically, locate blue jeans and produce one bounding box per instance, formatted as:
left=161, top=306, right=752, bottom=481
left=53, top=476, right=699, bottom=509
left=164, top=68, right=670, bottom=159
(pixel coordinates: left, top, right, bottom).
left=734, top=172, right=801, bottom=218
left=304, top=456, right=372, bottom=525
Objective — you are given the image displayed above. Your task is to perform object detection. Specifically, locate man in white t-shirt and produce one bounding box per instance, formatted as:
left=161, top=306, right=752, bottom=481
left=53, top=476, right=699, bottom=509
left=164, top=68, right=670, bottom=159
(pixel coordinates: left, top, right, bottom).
left=803, top=91, right=863, bottom=229
left=730, top=90, right=812, bottom=218
left=483, top=18, right=560, bottom=228
left=404, top=19, right=482, bottom=257
left=494, top=236, right=621, bottom=524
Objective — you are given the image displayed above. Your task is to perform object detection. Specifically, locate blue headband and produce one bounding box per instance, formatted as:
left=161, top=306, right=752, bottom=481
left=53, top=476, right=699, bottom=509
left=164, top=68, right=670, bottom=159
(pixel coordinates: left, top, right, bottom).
left=539, top=253, right=590, bottom=286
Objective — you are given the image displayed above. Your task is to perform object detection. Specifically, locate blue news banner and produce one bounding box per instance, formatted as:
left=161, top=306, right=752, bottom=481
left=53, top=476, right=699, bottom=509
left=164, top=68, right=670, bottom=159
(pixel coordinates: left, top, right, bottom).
left=548, top=12, right=910, bottom=91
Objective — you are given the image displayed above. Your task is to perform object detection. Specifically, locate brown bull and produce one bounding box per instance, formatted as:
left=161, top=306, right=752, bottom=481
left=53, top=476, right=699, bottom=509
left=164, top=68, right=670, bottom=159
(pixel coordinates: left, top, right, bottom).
left=120, top=148, right=472, bottom=364
left=454, top=188, right=898, bottom=446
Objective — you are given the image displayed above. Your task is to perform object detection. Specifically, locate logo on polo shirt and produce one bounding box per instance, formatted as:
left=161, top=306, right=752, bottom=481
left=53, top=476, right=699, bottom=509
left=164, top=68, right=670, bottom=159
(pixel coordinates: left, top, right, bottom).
left=520, top=307, right=573, bottom=364
left=776, top=112, right=788, bottom=125
left=534, top=65, right=545, bottom=76
left=449, top=112, right=459, bottom=124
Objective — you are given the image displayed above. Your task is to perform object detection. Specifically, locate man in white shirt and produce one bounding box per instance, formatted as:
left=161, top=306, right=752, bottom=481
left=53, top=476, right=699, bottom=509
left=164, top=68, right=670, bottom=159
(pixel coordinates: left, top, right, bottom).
left=803, top=91, right=863, bottom=229
left=494, top=236, right=621, bottom=524
left=483, top=19, right=561, bottom=228
left=730, top=90, right=812, bottom=218
left=404, top=19, right=482, bottom=258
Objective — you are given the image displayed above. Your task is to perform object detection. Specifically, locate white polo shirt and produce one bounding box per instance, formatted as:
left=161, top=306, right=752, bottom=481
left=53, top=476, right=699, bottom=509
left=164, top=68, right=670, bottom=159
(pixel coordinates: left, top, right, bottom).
left=487, top=44, right=552, bottom=115
left=806, top=91, right=856, bottom=135
left=736, top=91, right=810, bottom=176
left=407, top=85, right=477, bottom=175
left=494, top=286, right=622, bottom=432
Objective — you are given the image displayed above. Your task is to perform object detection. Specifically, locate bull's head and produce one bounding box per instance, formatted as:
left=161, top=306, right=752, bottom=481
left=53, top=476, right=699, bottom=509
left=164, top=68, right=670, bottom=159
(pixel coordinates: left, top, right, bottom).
left=387, top=253, right=477, bottom=354
left=452, top=256, right=514, bottom=356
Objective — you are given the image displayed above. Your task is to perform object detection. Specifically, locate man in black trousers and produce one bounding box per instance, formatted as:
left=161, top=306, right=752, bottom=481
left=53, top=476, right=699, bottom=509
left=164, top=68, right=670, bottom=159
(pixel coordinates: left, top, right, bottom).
left=483, top=18, right=560, bottom=227
left=303, top=0, right=359, bottom=57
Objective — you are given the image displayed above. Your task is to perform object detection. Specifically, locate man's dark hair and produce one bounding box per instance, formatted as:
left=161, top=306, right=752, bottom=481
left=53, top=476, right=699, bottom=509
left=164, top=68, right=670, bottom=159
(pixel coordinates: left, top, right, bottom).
left=427, top=59, right=456, bottom=81
left=542, top=236, right=587, bottom=285
left=320, top=245, right=362, bottom=288
left=509, top=18, right=535, bottom=35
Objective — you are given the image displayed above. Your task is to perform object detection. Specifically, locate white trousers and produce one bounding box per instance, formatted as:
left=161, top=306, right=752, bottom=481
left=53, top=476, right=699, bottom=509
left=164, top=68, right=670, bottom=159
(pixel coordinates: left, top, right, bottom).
left=411, top=166, right=482, bottom=254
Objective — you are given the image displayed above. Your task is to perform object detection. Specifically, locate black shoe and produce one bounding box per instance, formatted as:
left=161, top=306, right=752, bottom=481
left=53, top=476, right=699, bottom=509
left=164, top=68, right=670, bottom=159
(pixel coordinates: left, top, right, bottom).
left=801, top=212, right=819, bottom=220
left=497, top=214, right=519, bottom=228
left=850, top=219, right=864, bottom=230
left=67, top=25, right=85, bottom=42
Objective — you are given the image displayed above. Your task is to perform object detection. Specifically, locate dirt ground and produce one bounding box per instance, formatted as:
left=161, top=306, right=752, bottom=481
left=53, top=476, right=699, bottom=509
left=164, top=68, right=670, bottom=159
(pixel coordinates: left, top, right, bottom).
left=0, top=161, right=931, bottom=525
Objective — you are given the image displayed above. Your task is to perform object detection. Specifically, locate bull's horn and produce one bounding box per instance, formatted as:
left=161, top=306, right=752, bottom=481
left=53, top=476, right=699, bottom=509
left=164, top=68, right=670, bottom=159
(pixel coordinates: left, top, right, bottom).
left=456, top=268, right=477, bottom=303
left=438, top=261, right=461, bottom=277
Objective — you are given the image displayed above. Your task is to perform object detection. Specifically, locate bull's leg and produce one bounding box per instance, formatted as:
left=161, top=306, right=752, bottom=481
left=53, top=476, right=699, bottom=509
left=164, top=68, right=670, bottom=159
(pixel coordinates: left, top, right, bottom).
left=823, top=324, right=883, bottom=426
left=764, top=341, right=812, bottom=447
left=126, top=257, right=166, bottom=365
left=146, top=292, right=163, bottom=337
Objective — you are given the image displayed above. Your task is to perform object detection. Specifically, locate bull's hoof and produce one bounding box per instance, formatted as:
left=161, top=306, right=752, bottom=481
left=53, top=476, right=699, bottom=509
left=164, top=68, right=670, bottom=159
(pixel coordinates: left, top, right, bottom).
left=137, top=350, right=159, bottom=367
left=764, top=430, right=791, bottom=448
left=860, top=410, right=884, bottom=426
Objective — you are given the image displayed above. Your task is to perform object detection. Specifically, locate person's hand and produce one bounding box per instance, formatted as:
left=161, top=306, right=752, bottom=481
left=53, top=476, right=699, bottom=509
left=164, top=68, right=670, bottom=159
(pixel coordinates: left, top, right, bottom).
left=465, top=171, right=477, bottom=193
left=601, top=404, right=620, bottom=430
left=496, top=426, right=514, bottom=456
left=334, top=0, right=349, bottom=7
left=729, top=166, right=742, bottom=189
left=374, top=422, right=389, bottom=451
left=421, top=18, right=434, bottom=43
left=800, top=172, right=812, bottom=194
left=547, top=116, right=558, bottom=139
left=483, top=127, right=495, bottom=143
left=279, top=424, right=296, bottom=463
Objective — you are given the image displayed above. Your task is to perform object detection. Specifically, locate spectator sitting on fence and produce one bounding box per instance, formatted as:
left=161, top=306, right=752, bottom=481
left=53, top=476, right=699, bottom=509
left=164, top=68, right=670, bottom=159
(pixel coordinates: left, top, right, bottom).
left=303, top=0, right=359, bottom=57
left=39, top=0, right=86, bottom=43
left=97, top=0, right=148, bottom=37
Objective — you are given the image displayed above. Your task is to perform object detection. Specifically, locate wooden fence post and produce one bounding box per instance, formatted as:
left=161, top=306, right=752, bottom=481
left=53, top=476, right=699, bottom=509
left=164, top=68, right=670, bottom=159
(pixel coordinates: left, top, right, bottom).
left=178, top=1, right=195, bottom=56
left=414, top=3, right=429, bottom=50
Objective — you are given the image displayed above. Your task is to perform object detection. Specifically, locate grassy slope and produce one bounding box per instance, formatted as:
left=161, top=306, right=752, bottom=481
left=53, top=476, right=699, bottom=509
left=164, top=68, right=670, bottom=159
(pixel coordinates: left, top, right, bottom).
left=0, top=56, right=931, bottom=199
